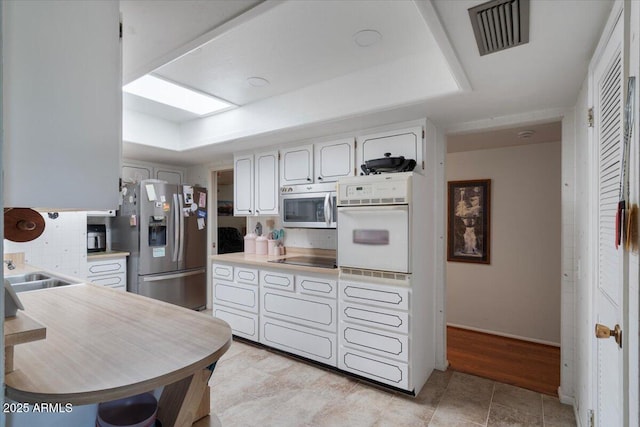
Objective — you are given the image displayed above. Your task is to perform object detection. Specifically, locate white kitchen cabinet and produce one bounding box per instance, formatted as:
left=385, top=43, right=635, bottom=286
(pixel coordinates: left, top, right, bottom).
left=296, top=275, right=337, bottom=299
left=260, top=316, right=337, bottom=366
left=233, top=154, right=254, bottom=215
left=121, top=160, right=186, bottom=185
left=356, top=126, right=424, bottom=174
left=340, top=301, right=409, bottom=334
left=214, top=305, right=259, bottom=341
left=213, top=279, right=259, bottom=313
left=280, top=145, right=313, bottom=185
left=212, top=262, right=260, bottom=342
left=122, top=164, right=152, bottom=184
left=314, top=138, right=355, bottom=182
left=3, top=0, right=121, bottom=210
left=260, top=270, right=295, bottom=292
left=87, top=257, right=127, bottom=292
left=212, top=264, right=234, bottom=281
left=340, top=321, right=409, bottom=362
left=338, top=346, right=409, bottom=390
left=340, top=279, right=410, bottom=311
left=338, top=278, right=413, bottom=390
left=254, top=151, right=279, bottom=215
left=261, top=287, right=337, bottom=332
left=234, top=151, right=279, bottom=216
left=155, top=168, right=184, bottom=185
left=234, top=266, right=259, bottom=285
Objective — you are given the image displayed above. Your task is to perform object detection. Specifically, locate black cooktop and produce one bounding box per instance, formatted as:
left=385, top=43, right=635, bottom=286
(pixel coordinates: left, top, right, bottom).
left=268, top=255, right=337, bottom=269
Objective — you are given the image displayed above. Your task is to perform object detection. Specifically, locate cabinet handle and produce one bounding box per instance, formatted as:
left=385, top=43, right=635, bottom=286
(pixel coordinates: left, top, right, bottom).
left=307, top=177, right=312, bottom=182
left=248, top=210, right=252, bottom=213
left=318, top=176, right=323, bottom=181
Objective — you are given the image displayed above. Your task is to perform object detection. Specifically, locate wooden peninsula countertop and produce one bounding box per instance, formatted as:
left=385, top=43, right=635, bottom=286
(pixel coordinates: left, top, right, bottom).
left=5, top=283, right=231, bottom=425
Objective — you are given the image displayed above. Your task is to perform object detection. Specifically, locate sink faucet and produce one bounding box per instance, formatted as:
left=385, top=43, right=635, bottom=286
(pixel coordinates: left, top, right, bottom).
left=4, top=259, right=16, bottom=270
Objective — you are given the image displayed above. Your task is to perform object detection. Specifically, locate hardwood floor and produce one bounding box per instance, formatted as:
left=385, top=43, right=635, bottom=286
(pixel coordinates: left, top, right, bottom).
left=446, top=326, right=561, bottom=396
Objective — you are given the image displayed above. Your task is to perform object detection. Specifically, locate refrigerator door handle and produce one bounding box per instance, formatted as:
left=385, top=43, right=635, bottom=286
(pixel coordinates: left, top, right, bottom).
left=172, top=193, right=180, bottom=262
left=141, top=268, right=206, bottom=282
left=178, top=194, right=185, bottom=262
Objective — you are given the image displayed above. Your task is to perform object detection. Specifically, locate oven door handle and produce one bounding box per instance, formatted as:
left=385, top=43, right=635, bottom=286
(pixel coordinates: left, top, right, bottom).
left=324, top=193, right=331, bottom=227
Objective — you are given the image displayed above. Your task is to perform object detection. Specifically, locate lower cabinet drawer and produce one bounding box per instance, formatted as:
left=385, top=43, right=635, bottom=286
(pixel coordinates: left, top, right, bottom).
left=338, top=346, right=409, bottom=391
left=88, top=258, right=126, bottom=276
left=260, top=317, right=336, bottom=366
left=260, top=270, right=295, bottom=292
left=213, top=305, right=259, bottom=341
left=261, top=288, right=336, bottom=332
left=339, top=321, right=409, bottom=362
left=213, top=279, right=259, bottom=313
left=340, top=280, right=410, bottom=311
left=88, top=273, right=126, bottom=291
left=340, top=301, right=409, bottom=334
left=212, top=263, right=234, bottom=281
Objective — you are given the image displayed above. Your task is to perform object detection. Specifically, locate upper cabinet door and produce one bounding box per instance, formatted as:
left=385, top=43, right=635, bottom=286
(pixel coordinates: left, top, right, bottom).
left=122, top=165, right=152, bottom=184
left=156, top=169, right=184, bottom=185
left=356, top=127, right=424, bottom=174
left=280, top=145, right=313, bottom=185
left=234, top=154, right=254, bottom=215
left=314, top=138, right=355, bottom=182
left=3, top=1, right=121, bottom=210
left=254, top=151, right=279, bottom=215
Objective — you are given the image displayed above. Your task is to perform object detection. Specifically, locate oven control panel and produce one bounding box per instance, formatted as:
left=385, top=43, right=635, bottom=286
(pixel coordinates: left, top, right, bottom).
left=337, top=172, right=412, bottom=205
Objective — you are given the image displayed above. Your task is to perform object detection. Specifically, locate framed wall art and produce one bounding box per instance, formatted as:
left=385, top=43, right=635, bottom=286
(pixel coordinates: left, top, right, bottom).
left=447, top=179, right=491, bottom=264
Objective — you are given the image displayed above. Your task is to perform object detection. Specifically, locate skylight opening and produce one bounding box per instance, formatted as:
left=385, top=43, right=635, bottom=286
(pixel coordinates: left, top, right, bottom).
left=123, top=75, right=234, bottom=116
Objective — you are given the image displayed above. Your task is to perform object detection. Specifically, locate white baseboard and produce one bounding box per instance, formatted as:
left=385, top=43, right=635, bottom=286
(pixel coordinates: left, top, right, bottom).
left=447, top=323, right=561, bottom=347
left=557, top=386, right=575, bottom=405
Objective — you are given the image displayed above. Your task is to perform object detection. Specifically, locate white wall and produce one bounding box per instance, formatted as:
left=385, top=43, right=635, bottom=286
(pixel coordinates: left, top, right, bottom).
left=446, top=141, right=562, bottom=344
left=4, top=211, right=87, bottom=278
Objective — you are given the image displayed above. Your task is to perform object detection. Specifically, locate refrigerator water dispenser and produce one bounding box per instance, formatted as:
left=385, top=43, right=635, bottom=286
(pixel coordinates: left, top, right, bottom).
left=148, top=216, right=167, bottom=247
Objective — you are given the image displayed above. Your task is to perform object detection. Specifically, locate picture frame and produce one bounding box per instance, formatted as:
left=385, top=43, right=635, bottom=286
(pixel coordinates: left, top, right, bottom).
left=447, top=179, right=491, bottom=264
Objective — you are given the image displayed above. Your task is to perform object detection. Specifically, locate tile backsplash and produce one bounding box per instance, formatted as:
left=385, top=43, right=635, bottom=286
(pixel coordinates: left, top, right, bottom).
left=246, top=216, right=336, bottom=250
left=4, top=211, right=87, bottom=277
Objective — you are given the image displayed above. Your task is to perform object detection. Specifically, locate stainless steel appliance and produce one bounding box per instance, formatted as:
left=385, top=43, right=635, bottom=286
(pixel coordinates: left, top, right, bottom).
left=280, top=182, right=337, bottom=228
left=87, top=224, right=106, bottom=252
left=111, top=180, right=208, bottom=310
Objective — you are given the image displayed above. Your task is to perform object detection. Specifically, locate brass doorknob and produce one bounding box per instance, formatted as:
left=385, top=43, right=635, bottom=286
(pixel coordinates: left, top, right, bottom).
left=595, top=323, right=622, bottom=348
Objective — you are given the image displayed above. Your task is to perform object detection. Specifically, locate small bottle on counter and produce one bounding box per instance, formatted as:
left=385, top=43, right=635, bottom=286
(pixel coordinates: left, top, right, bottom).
left=255, top=235, right=268, bottom=255
left=244, top=232, right=256, bottom=254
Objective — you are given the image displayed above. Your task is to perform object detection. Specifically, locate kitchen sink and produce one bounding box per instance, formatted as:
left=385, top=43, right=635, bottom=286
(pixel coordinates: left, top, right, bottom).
left=5, top=271, right=79, bottom=293
left=5, top=273, right=51, bottom=284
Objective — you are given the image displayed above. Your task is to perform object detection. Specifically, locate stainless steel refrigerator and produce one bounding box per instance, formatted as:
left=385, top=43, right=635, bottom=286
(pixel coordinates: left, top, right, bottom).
left=111, top=179, right=207, bottom=310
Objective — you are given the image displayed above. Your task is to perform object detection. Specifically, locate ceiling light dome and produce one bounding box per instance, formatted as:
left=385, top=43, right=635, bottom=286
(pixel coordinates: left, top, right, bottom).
left=353, top=29, right=382, bottom=47
left=247, top=77, right=270, bottom=87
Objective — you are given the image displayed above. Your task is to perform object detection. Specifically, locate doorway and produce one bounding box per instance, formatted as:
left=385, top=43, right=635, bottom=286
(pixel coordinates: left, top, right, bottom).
left=444, top=121, right=563, bottom=396
left=215, top=170, right=245, bottom=254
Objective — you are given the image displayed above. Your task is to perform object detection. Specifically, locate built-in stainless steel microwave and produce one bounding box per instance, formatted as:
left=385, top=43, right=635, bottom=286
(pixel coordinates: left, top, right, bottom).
left=280, top=182, right=337, bottom=228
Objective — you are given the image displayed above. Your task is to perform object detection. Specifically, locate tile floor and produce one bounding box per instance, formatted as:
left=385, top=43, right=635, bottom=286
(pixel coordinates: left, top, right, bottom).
left=208, top=338, right=576, bottom=427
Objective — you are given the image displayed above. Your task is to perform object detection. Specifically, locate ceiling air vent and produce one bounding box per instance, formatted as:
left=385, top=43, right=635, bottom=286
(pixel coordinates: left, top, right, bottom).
left=468, top=0, right=530, bottom=56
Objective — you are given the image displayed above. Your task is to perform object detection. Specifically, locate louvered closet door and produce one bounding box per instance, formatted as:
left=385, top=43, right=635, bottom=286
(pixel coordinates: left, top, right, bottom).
left=592, top=10, right=625, bottom=426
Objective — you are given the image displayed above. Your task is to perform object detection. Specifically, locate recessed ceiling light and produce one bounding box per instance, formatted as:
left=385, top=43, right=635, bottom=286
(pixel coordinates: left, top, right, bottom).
left=517, top=130, right=536, bottom=139
left=123, top=74, right=233, bottom=116
left=353, top=29, right=382, bottom=47
left=247, top=77, right=270, bottom=87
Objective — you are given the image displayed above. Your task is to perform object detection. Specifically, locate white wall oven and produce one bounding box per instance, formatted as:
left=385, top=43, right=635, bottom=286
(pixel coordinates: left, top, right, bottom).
left=280, top=182, right=337, bottom=228
left=337, top=173, right=412, bottom=273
